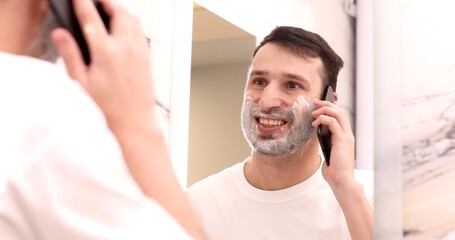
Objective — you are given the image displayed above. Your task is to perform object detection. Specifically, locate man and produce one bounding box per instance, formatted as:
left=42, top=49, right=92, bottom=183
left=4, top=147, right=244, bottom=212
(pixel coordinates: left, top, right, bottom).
left=187, top=26, right=373, bottom=240
left=0, top=0, right=204, bottom=239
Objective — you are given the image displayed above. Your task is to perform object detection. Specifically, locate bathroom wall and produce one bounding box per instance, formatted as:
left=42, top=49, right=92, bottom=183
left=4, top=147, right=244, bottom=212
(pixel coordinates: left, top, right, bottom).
left=186, top=5, right=255, bottom=186
left=188, top=63, right=253, bottom=186
left=374, top=0, right=455, bottom=239
left=401, top=0, right=455, bottom=239
left=119, top=0, right=193, bottom=186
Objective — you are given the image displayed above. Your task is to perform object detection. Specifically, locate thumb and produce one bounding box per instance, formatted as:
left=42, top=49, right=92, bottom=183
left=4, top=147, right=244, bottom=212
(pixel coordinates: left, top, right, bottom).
left=51, top=28, right=88, bottom=86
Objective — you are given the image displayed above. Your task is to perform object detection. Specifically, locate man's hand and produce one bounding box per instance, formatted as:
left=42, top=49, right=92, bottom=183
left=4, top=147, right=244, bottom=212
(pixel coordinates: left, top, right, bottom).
left=312, top=98, right=372, bottom=240
left=51, top=0, right=155, bottom=135
left=312, top=99, right=355, bottom=186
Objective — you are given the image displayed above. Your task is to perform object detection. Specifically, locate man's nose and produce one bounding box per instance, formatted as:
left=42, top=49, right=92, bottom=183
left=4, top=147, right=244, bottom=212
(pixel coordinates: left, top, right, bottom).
left=258, top=84, right=287, bottom=111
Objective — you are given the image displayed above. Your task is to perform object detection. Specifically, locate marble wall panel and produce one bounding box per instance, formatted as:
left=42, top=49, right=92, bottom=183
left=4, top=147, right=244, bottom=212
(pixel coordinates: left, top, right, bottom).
left=402, top=1, right=455, bottom=239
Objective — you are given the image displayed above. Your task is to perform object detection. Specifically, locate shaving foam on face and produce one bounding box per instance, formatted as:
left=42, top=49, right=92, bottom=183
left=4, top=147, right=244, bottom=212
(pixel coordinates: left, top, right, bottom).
left=244, top=94, right=254, bottom=102
left=240, top=94, right=315, bottom=156
left=292, top=95, right=312, bottom=117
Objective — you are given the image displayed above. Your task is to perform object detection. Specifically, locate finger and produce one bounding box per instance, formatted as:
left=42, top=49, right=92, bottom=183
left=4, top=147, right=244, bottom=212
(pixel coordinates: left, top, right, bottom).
left=312, top=114, right=343, bottom=136
left=98, top=0, right=121, bottom=17
left=73, top=0, right=109, bottom=52
left=51, top=28, right=87, bottom=85
left=312, top=101, right=352, bottom=132
left=313, top=98, right=340, bottom=109
left=312, top=106, right=352, bottom=132
left=114, top=13, right=144, bottom=40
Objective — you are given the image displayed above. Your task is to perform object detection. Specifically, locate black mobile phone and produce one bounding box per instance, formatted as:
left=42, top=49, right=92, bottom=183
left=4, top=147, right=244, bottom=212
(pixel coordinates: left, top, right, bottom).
left=48, top=0, right=110, bottom=65
left=317, top=86, right=335, bottom=166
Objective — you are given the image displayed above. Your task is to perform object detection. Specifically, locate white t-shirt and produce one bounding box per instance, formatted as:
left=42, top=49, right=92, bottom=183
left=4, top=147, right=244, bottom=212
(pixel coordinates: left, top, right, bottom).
left=0, top=52, right=191, bottom=239
left=188, top=159, right=373, bottom=240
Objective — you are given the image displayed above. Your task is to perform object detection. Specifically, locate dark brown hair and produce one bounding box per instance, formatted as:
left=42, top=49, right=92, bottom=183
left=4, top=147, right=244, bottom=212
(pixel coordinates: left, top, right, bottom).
left=252, top=26, right=344, bottom=92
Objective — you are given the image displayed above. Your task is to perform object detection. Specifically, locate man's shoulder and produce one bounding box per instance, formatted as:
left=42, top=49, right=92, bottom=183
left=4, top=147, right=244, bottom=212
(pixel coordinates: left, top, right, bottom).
left=0, top=53, right=105, bottom=132
left=0, top=52, right=82, bottom=97
left=0, top=53, right=114, bottom=167
left=0, top=52, right=66, bottom=83
left=187, top=161, right=244, bottom=194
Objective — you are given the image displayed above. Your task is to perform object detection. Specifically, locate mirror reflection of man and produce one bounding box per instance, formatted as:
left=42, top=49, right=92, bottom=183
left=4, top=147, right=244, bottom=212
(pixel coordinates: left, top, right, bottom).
left=187, top=26, right=373, bottom=240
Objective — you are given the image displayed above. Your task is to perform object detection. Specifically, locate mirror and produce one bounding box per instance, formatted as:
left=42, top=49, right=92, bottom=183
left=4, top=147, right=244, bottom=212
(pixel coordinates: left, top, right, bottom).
left=185, top=0, right=359, bottom=185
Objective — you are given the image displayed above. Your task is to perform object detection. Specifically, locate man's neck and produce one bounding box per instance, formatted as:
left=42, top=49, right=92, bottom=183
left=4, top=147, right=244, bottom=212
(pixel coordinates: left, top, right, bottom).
left=0, top=11, right=23, bottom=54
left=0, top=1, right=45, bottom=55
left=244, top=136, right=321, bottom=191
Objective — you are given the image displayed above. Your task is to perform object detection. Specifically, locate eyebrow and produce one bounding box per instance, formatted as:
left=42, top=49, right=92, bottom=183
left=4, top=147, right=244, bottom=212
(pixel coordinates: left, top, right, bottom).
left=249, top=70, right=311, bottom=88
left=283, top=73, right=310, bottom=87
left=249, top=70, right=267, bottom=78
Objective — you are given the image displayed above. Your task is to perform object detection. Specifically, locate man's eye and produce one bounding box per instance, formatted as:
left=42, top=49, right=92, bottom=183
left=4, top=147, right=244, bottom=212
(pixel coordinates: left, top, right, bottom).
left=287, top=82, right=301, bottom=89
left=253, top=79, right=267, bottom=86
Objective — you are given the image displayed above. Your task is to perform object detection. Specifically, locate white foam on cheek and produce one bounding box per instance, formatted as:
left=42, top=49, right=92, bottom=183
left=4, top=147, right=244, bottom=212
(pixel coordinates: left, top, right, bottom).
left=292, top=95, right=311, bottom=117
left=244, top=94, right=254, bottom=103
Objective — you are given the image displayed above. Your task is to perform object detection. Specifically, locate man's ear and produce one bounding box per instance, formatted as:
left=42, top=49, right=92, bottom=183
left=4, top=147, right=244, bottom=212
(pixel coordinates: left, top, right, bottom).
left=39, top=0, right=49, bottom=12
left=333, top=92, right=339, bottom=103
left=36, top=0, right=50, bottom=23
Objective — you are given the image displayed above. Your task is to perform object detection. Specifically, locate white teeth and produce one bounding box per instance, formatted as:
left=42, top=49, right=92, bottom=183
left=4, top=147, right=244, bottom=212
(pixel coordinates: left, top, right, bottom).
left=259, top=118, right=284, bottom=126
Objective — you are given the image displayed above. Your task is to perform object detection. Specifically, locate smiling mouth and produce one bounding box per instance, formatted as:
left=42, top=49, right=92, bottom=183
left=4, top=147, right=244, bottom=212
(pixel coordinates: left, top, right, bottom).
left=256, top=117, right=287, bottom=127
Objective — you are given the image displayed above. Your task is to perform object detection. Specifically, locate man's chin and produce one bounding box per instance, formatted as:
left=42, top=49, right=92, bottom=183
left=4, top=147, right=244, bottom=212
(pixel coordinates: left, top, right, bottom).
left=253, top=139, right=288, bottom=156
left=257, top=132, right=284, bottom=140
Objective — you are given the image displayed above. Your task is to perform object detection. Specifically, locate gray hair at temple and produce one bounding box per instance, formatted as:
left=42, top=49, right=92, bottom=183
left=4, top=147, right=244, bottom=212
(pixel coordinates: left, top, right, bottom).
left=24, top=11, right=60, bottom=63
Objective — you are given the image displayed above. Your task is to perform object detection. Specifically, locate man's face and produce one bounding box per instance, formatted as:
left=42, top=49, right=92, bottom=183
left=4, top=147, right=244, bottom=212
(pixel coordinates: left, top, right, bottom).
left=241, top=43, right=324, bottom=156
